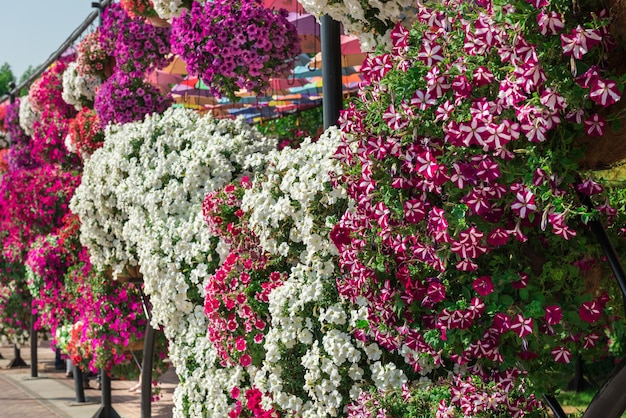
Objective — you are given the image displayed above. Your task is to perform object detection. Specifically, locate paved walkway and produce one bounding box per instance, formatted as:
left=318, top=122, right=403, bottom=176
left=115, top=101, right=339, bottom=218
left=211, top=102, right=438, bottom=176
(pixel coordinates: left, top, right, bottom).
left=0, top=341, right=177, bottom=417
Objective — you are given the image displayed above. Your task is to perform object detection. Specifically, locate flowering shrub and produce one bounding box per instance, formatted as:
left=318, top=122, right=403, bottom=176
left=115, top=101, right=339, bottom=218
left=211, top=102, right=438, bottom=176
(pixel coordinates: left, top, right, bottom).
left=101, top=3, right=173, bottom=78
left=94, top=71, right=172, bottom=126
left=331, top=0, right=626, bottom=413
left=170, top=0, right=301, bottom=100
left=76, top=30, right=111, bottom=78
left=65, top=108, right=105, bottom=159
left=297, top=0, right=415, bottom=51
left=71, top=107, right=276, bottom=416
left=62, top=61, right=100, bottom=111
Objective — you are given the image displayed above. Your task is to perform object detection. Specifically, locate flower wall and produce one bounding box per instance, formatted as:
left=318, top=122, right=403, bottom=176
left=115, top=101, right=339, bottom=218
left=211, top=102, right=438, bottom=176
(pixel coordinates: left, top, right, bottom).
left=5, top=0, right=626, bottom=416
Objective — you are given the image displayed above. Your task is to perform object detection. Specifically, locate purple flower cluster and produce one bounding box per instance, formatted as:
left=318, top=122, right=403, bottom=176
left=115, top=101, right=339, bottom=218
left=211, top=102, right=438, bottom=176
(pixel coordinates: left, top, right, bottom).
left=94, top=71, right=172, bottom=125
left=101, top=3, right=173, bottom=78
left=4, top=100, right=36, bottom=171
left=170, top=0, right=301, bottom=100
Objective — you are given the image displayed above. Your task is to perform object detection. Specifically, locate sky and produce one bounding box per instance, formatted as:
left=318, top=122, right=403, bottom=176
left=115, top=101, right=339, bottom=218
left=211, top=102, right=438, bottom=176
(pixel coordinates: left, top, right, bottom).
left=0, top=1, right=98, bottom=80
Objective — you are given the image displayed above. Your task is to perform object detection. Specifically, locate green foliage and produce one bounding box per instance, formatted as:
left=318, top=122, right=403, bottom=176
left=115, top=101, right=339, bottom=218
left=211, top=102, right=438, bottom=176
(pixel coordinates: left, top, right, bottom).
left=0, top=62, right=15, bottom=97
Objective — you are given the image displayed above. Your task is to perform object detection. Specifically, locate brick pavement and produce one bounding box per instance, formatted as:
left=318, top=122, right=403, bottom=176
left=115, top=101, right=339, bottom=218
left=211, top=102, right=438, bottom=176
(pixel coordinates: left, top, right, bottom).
left=0, top=340, right=177, bottom=418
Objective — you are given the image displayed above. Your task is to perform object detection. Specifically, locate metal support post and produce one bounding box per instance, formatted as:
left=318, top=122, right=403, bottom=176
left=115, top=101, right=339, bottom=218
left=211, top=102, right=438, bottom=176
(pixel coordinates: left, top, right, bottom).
left=73, top=364, right=86, bottom=403
left=141, top=323, right=156, bottom=418
left=320, top=15, right=343, bottom=129
left=30, top=313, right=37, bottom=377
left=94, top=369, right=121, bottom=418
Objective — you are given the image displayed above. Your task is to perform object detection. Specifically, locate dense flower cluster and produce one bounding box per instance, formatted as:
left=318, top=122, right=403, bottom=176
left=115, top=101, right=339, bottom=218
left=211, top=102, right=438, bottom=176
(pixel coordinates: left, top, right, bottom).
left=28, top=60, right=74, bottom=117
left=62, top=61, right=100, bottom=111
left=18, top=96, right=38, bottom=136
left=71, top=107, right=276, bottom=416
left=330, top=0, right=626, bottom=413
left=170, top=0, right=301, bottom=100
left=101, top=3, right=173, bottom=78
left=94, top=71, right=172, bottom=125
left=0, top=164, right=81, bottom=263
left=65, top=108, right=105, bottom=159
left=76, top=30, right=111, bottom=78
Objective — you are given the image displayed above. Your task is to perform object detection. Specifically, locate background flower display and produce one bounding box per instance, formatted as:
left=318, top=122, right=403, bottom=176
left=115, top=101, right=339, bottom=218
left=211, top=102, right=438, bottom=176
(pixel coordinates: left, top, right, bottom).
left=76, top=30, right=112, bottom=79
left=120, top=0, right=160, bottom=18
left=170, top=0, right=301, bottom=100
left=100, top=3, right=173, bottom=78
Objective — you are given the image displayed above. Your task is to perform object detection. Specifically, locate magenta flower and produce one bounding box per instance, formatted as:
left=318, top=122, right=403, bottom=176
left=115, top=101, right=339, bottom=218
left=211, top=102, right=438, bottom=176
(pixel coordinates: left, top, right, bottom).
left=472, top=276, right=494, bottom=297
left=579, top=300, right=602, bottom=323
left=537, top=11, right=564, bottom=36
left=550, top=346, right=572, bottom=363
left=583, top=113, right=606, bottom=136
left=589, top=78, right=621, bottom=107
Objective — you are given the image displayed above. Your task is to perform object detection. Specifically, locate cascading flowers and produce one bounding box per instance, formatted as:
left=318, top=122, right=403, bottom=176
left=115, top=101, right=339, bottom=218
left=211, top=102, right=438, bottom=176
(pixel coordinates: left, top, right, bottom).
left=170, top=0, right=301, bottom=100
left=333, top=0, right=626, bottom=415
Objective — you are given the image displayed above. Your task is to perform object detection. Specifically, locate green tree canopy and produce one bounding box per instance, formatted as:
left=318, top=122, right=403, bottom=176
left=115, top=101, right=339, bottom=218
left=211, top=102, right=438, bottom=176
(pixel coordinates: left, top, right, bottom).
left=0, top=63, right=15, bottom=97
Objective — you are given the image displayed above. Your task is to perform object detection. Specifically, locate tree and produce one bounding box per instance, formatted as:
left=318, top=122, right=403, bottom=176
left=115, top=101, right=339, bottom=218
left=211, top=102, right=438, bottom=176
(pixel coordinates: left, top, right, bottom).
left=0, top=63, right=15, bottom=97
left=18, top=65, right=36, bottom=97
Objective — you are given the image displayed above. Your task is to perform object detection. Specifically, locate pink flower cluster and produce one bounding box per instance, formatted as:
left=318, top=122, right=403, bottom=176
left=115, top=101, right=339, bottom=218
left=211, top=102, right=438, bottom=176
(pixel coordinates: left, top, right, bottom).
left=331, top=0, right=625, bottom=410
left=203, top=180, right=287, bottom=369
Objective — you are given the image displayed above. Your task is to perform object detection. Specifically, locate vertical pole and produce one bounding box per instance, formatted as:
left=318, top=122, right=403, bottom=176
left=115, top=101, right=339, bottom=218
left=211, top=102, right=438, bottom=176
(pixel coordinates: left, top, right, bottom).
left=73, top=364, right=86, bottom=403
left=141, top=324, right=156, bottom=418
left=320, top=15, right=343, bottom=129
left=30, top=313, right=37, bottom=377
left=100, top=369, right=112, bottom=418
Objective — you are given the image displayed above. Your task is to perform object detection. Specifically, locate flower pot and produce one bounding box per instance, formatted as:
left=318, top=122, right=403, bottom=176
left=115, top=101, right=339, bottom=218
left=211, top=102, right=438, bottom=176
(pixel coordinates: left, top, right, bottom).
left=125, top=338, right=144, bottom=352
left=103, top=56, right=116, bottom=78
left=146, top=16, right=171, bottom=28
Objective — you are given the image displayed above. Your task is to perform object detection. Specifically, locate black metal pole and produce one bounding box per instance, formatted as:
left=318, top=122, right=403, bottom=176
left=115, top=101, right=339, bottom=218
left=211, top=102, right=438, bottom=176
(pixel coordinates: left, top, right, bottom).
left=141, top=323, right=156, bottom=418
left=320, top=15, right=343, bottom=129
left=73, top=364, right=86, bottom=403
left=93, top=368, right=120, bottom=418
left=30, top=313, right=37, bottom=377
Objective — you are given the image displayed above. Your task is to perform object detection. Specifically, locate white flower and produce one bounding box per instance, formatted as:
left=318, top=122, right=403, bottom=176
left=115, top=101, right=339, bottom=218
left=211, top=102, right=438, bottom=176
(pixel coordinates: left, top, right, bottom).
left=61, top=61, right=99, bottom=110
left=18, top=96, right=38, bottom=136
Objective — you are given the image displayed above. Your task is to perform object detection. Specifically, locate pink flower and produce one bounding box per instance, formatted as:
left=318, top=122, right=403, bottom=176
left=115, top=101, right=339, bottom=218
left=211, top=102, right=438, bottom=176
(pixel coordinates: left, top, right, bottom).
left=510, top=186, right=536, bottom=219
left=589, top=78, right=621, bottom=107
left=510, top=314, right=534, bottom=338
left=472, top=276, right=494, bottom=296
left=235, top=336, right=247, bottom=351
left=537, top=11, right=564, bottom=35
left=579, top=300, right=602, bottom=323
left=544, top=305, right=563, bottom=325
left=561, top=26, right=602, bottom=59
left=584, top=114, right=606, bottom=137
left=418, top=41, right=444, bottom=66
left=239, top=353, right=252, bottom=367
left=551, top=346, right=572, bottom=363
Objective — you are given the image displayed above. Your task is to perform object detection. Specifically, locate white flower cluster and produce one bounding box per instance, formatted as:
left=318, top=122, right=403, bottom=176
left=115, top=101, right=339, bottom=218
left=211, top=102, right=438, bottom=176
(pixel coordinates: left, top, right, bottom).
left=61, top=61, right=99, bottom=111
left=71, top=107, right=275, bottom=416
left=297, top=0, right=416, bottom=51
left=18, top=96, right=38, bottom=136
left=152, top=0, right=194, bottom=20
left=242, top=127, right=346, bottom=263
